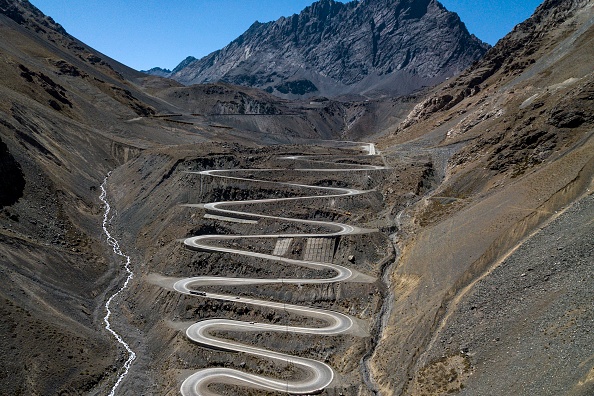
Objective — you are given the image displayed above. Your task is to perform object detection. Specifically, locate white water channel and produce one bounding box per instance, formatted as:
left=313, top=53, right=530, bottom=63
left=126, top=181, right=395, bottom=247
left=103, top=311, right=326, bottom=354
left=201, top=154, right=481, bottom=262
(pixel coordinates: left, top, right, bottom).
left=100, top=173, right=136, bottom=396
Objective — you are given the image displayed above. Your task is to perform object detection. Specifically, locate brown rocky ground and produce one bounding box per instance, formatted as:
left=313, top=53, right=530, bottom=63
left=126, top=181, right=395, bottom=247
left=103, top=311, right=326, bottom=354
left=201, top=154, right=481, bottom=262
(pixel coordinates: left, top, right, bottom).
left=371, top=0, right=594, bottom=395
left=418, top=182, right=594, bottom=396
left=103, top=142, right=436, bottom=395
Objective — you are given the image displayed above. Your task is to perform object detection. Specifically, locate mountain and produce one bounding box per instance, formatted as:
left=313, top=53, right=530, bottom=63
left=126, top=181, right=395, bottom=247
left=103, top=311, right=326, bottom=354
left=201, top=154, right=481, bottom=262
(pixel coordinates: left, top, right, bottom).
left=140, top=66, right=171, bottom=77
left=0, top=0, right=212, bottom=393
left=369, top=0, right=594, bottom=394
left=107, top=0, right=593, bottom=394
left=157, top=0, right=489, bottom=98
left=3, top=0, right=592, bottom=394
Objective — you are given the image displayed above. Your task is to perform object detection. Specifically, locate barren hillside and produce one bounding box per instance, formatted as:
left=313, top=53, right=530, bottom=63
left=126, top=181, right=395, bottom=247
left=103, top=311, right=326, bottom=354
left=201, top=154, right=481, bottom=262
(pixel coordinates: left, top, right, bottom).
left=371, top=0, right=594, bottom=394
left=0, top=0, right=190, bottom=392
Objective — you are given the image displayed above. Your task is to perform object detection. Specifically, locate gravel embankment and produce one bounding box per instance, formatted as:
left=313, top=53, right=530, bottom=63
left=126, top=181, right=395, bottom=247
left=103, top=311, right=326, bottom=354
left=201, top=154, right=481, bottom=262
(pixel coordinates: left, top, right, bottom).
left=431, top=192, right=594, bottom=395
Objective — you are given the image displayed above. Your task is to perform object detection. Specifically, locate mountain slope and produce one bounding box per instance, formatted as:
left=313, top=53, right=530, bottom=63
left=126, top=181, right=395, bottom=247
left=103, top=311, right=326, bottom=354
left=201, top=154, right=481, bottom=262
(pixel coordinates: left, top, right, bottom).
left=0, top=1, right=212, bottom=393
left=371, top=0, right=594, bottom=394
left=164, top=0, right=489, bottom=98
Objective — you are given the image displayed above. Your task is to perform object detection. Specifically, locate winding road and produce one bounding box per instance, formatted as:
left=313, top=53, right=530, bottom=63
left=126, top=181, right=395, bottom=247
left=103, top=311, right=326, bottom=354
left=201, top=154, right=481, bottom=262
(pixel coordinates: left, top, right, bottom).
left=168, top=143, right=386, bottom=395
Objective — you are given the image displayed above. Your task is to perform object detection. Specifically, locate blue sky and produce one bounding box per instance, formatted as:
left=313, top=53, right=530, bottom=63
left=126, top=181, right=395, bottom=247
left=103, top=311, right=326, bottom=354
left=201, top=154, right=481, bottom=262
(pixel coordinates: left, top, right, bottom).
left=29, top=0, right=544, bottom=71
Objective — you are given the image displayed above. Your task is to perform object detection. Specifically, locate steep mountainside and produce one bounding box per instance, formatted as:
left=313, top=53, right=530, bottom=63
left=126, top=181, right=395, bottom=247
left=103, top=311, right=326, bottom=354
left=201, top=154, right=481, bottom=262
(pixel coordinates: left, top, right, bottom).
left=160, top=0, right=489, bottom=98
left=0, top=1, right=210, bottom=393
left=370, top=0, right=594, bottom=394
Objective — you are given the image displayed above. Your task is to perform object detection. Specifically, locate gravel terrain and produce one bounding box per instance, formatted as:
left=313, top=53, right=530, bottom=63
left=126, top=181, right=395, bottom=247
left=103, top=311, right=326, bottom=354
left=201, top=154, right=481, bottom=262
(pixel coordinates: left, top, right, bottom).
left=412, top=191, right=594, bottom=396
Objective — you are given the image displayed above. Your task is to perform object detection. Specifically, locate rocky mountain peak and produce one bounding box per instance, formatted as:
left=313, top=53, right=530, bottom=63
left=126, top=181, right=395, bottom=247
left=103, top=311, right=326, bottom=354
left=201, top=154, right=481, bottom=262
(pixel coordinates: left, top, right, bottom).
left=0, top=0, right=68, bottom=36
left=170, top=56, right=197, bottom=74
left=303, top=0, right=347, bottom=20
left=153, top=0, right=489, bottom=99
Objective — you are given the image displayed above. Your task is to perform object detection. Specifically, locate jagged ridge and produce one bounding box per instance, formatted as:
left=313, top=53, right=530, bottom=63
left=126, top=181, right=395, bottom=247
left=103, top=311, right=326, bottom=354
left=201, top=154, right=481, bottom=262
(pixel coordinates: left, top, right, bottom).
left=156, top=0, right=489, bottom=98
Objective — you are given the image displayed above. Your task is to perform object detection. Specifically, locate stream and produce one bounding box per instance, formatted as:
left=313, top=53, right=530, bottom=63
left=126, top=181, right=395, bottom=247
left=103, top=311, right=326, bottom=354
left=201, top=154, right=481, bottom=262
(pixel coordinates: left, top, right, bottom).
left=100, top=173, right=136, bottom=396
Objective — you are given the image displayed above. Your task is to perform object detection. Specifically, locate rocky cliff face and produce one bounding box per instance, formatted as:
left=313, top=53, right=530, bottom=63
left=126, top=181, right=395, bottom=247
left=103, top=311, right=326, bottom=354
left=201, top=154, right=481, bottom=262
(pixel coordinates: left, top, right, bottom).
left=161, top=0, right=489, bottom=98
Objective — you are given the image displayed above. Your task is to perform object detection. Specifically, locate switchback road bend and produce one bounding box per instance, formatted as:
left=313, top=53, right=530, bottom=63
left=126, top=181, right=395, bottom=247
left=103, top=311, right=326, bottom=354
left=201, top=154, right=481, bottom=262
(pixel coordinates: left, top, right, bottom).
left=167, top=143, right=385, bottom=395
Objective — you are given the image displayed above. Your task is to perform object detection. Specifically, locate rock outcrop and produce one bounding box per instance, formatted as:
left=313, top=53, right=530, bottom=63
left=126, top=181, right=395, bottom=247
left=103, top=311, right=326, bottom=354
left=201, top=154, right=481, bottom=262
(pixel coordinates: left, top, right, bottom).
left=0, top=137, right=25, bottom=208
left=156, top=0, right=489, bottom=98
left=140, top=67, right=171, bottom=77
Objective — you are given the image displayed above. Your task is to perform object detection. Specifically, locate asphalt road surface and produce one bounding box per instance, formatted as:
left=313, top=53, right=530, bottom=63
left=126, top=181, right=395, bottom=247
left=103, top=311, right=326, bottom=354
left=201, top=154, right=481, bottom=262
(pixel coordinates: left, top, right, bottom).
left=172, top=143, right=384, bottom=395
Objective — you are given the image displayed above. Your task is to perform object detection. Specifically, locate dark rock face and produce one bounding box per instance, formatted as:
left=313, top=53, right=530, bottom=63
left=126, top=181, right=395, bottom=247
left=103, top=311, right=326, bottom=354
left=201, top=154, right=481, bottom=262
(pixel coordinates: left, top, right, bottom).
left=171, top=56, right=197, bottom=74
left=0, top=137, right=25, bottom=208
left=398, top=0, right=594, bottom=128
left=164, top=0, right=489, bottom=98
left=0, top=0, right=68, bottom=35
left=140, top=67, right=171, bottom=77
